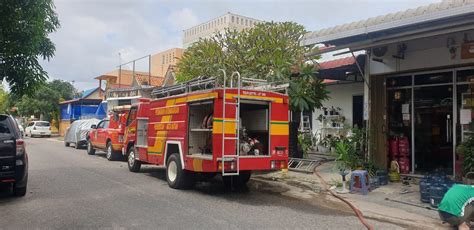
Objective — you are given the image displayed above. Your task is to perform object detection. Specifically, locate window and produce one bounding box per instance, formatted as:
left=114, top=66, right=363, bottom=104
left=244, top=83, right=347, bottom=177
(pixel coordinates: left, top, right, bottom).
left=162, top=55, right=165, bottom=64
left=103, top=121, right=109, bottom=129
left=127, top=107, right=137, bottom=126
left=35, top=122, right=50, bottom=127
left=0, top=116, right=11, bottom=135
left=97, top=121, right=105, bottom=129
left=245, top=19, right=248, bottom=26
left=236, top=17, right=239, bottom=24
left=224, top=17, right=226, bottom=23
left=241, top=18, right=243, bottom=25
left=231, top=16, right=234, bottom=23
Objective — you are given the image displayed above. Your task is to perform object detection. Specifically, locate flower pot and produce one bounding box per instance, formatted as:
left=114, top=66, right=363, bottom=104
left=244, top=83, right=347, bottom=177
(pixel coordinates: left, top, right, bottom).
left=317, top=145, right=328, bottom=153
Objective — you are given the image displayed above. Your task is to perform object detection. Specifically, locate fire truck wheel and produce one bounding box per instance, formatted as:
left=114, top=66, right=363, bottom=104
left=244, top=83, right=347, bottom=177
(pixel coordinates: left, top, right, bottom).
left=127, top=147, right=141, bottom=172
left=223, top=171, right=251, bottom=189
left=106, top=142, right=118, bottom=161
left=87, top=140, right=96, bottom=155
left=166, top=154, right=195, bottom=189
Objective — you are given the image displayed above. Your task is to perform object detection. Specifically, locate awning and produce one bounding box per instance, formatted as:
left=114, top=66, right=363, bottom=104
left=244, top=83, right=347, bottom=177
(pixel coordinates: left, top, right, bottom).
left=317, top=55, right=365, bottom=82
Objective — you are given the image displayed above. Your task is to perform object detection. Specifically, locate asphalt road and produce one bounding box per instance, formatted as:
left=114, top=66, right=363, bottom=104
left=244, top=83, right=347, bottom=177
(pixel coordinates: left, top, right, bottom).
left=0, top=138, right=403, bottom=229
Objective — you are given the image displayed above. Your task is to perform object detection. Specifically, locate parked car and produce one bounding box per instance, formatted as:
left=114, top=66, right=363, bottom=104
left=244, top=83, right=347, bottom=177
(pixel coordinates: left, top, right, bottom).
left=0, top=114, right=28, bottom=196
left=64, top=119, right=100, bottom=149
left=87, top=112, right=127, bottom=161
left=17, top=124, right=24, bottom=138
left=25, top=121, right=51, bottom=137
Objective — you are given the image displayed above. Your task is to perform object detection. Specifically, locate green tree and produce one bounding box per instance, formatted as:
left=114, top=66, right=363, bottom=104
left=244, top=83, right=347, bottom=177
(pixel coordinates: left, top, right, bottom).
left=0, top=0, right=60, bottom=97
left=0, top=85, right=9, bottom=113
left=49, top=79, right=75, bottom=101
left=177, top=21, right=328, bottom=112
left=177, top=21, right=329, bottom=157
left=16, top=80, right=75, bottom=121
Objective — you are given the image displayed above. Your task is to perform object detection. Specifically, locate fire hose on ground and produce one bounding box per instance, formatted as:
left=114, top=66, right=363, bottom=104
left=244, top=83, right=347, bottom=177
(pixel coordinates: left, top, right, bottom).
left=313, top=163, right=374, bottom=230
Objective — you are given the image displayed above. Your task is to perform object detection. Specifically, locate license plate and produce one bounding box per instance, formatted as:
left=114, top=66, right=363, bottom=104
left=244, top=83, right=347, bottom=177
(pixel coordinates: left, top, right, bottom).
left=41, top=132, right=45, bottom=134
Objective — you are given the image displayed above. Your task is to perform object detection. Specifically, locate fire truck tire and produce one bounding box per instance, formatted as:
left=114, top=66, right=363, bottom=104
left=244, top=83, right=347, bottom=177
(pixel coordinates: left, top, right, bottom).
left=166, top=154, right=195, bottom=189
left=106, top=142, right=119, bottom=161
left=127, top=147, right=141, bottom=172
left=87, top=140, right=96, bottom=155
left=223, top=171, right=251, bottom=188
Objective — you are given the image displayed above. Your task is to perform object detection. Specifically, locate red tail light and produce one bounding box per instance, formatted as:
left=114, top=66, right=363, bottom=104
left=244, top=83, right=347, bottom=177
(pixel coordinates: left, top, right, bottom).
left=16, top=139, right=25, bottom=156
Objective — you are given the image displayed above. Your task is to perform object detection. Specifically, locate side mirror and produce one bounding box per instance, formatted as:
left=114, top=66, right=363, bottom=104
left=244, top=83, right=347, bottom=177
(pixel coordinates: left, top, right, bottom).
left=91, top=125, right=97, bottom=129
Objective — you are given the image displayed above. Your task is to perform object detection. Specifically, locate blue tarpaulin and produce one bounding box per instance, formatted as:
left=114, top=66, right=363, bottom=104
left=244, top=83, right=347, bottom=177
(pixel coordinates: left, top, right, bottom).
left=60, top=87, right=105, bottom=121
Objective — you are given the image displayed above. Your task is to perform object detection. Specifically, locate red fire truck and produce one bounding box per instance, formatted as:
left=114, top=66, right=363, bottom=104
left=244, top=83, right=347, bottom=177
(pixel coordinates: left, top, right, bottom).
left=122, top=75, right=289, bottom=189
left=86, top=109, right=128, bottom=161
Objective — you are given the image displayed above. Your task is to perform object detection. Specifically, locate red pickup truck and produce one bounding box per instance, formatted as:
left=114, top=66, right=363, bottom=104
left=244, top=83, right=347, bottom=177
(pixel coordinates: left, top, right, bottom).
left=86, top=112, right=127, bottom=161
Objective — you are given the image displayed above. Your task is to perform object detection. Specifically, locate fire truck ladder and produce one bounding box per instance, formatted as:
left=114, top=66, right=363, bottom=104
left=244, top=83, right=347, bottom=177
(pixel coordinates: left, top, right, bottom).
left=151, top=76, right=217, bottom=98
left=219, top=70, right=270, bottom=176
left=220, top=70, right=242, bottom=176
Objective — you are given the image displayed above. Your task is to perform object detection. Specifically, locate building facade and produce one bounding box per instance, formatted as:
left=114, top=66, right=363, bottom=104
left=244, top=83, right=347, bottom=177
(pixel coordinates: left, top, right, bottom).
left=150, top=48, right=183, bottom=77
left=303, top=0, right=474, bottom=177
left=183, top=12, right=261, bottom=48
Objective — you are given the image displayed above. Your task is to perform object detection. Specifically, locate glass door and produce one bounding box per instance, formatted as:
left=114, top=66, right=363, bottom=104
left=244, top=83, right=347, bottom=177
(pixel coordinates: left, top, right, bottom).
left=414, top=84, right=453, bottom=173
left=456, top=69, right=474, bottom=177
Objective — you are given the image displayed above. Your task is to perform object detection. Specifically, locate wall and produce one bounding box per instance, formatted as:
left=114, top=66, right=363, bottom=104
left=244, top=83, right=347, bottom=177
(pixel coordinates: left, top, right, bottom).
left=370, top=31, right=474, bottom=75
left=85, top=89, right=103, bottom=100
left=312, top=82, right=364, bottom=134
left=150, top=48, right=184, bottom=77
left=182, top=13, right=261, bottom=48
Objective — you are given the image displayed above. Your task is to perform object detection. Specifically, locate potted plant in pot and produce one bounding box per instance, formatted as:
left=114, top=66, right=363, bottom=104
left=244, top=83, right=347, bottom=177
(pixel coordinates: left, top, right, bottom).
left=297, top=132, right=313, bottom=158
left=459, top=135, right=474, bottom=184
left=332, top=140, right=359, bottom=193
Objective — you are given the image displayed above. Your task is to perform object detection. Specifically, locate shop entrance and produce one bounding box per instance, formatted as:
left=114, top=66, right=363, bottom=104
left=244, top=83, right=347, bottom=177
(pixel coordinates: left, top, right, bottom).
left=386, top=71, right=462, bottom=175
left=414, top=85, right=453, bottom=173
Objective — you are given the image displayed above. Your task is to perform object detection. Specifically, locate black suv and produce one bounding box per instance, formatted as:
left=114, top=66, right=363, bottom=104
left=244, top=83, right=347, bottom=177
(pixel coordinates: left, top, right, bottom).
left=0, top=115, right=28, bottom=196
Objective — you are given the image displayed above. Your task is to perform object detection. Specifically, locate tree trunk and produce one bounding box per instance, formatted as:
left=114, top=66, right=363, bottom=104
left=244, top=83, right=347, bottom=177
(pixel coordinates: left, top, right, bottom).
left=289, top=110, right=303, bottom=158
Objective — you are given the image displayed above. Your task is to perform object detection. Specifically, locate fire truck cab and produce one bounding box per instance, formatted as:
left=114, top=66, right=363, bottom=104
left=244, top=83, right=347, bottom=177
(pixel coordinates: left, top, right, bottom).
left=86, top=108, right=128, bottom=161
left=122, top=75, right=289, bottom=189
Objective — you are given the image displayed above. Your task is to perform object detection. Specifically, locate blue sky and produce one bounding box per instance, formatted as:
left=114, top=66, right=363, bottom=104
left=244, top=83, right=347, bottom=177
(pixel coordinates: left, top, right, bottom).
left=41, top=0, right=440, bottom=90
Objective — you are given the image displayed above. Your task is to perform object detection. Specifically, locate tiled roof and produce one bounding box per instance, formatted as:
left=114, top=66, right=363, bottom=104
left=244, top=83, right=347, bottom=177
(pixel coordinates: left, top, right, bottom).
left=135, top=74, right=164, bottom=87
left=303, top=0, right=474, bottom=45
left=318, top=56, right=355, bottom=70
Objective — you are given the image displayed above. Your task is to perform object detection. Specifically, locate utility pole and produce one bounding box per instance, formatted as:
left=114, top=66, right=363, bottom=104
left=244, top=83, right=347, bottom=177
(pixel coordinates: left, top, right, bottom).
left=118, top=52, right=122, bottom=88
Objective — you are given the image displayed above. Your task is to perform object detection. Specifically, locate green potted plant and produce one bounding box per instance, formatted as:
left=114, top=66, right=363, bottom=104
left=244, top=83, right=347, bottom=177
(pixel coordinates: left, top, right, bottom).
left=298, top=132, right=313, bottom=158
left=460, top=135, right=474, bottom=184
left=332, top=140, right=359, bottom=193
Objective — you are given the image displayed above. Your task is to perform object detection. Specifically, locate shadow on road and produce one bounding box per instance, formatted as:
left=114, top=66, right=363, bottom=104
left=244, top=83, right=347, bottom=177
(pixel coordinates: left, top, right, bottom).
left=137, top=166, right=346, bottom=216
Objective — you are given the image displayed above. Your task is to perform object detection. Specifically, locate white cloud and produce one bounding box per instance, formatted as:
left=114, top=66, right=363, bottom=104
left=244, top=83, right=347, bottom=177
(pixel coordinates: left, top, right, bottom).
left=38, top=0, right=440, bottom=91
left=167, top=8, right=199, bottom=31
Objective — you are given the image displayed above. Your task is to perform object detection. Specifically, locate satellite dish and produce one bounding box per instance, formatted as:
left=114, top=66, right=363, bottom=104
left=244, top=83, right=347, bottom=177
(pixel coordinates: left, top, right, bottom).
left=373, top=46, right=388, bottom=57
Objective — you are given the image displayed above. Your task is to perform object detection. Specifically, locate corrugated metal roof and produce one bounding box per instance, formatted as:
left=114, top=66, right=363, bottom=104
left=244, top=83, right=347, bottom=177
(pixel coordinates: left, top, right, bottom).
left=303, top=0, right=474, bottom=46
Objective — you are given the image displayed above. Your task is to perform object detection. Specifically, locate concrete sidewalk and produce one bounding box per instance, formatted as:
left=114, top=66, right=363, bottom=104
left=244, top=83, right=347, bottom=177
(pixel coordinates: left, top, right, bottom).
left=253, top=162, right=450, bottom=229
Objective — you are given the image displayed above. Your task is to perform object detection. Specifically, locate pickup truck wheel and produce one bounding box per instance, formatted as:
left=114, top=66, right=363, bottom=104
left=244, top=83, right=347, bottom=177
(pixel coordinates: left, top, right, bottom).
left=13, top=184, right=27, bottom=197
left=106, top=142, right=117, bottom=161
left=166, top=154, right=195, bottom=189
left=87, top=140, right=96, bottom=155
left=127, top=147, right=141, bottom=172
